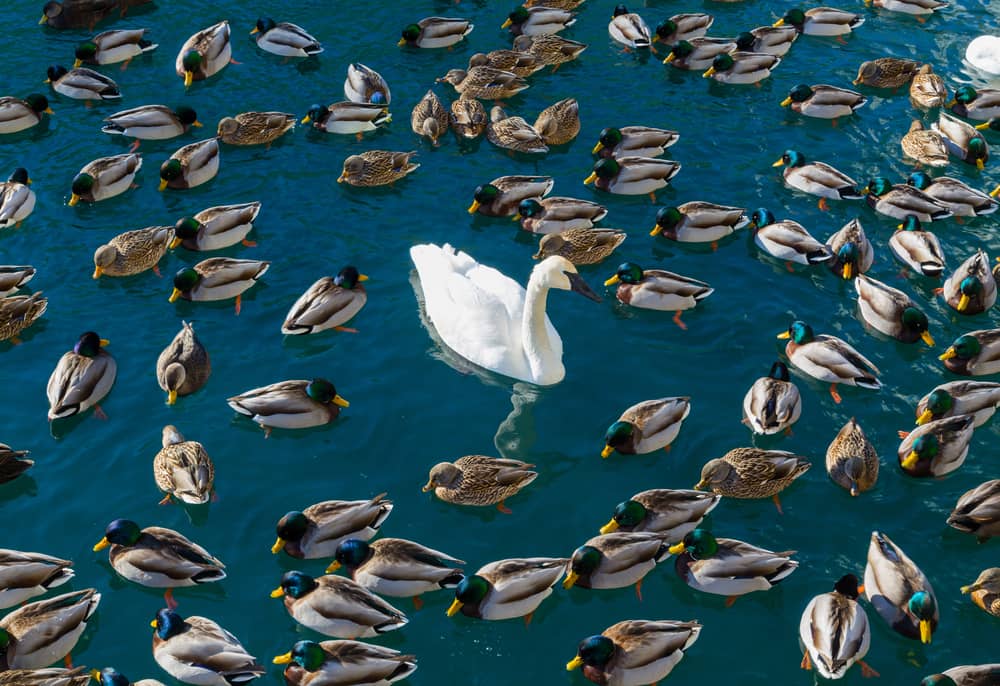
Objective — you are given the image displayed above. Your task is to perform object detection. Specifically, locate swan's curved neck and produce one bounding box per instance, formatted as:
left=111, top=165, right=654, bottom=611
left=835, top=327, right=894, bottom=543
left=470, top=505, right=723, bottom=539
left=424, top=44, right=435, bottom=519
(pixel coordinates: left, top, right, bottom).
left=521, top=273, right=561, bottom=383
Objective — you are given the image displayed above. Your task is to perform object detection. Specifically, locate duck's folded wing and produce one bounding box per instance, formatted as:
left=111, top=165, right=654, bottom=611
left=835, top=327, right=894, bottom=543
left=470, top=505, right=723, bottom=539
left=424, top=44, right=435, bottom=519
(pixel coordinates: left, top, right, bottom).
left=481, top=557, right=567, bottom=601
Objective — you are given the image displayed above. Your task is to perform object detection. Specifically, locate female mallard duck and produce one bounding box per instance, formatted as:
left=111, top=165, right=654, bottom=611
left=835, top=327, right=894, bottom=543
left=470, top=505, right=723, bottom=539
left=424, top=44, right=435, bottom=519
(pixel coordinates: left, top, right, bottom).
left=0, top=446, right=32, bottom=485
left=533, top=228, right=626, bottom=265
left=468, top=175, right=553, bottom=216
left=934, top=111, right=990, bottom=168
left=827, top=218, right=873, bottom=279
left=159, top=138, right=219, bottom=190
left=799, top=574, right=875, bottom=679
left=175, top=21, right=231, bottom=87
left=512, top=34, right=587, bottom=71
left=864, top=531, right=938, bottom=643
left=564, top=532, right=669, bottom=599
left=272, top=571, right=408, bottom=638
left=533, top=98, right=579, bottom=146
left=922, top=665, right=1000, bottom=686
left=942, top=250, right=996, bottom=314
left=0, top=292, right=47, bottom=344
left=0, top=94, right=52, bottom=134
left=567, top=620, right=702, bottom=685
left=502, top=7, right=576, bottom=36
left=92, top=225, right=173, bottom=278
left=774, top=7, right=864, bottom=35
left=662, top=38, right=737, bottom=71
left=898, top=414, right=975, bottom=476
left=652, top=14, right=714, bottom=44
left=216, top=112, right=295, bottom=146
left=855, top=273, right=933, bottom=344
left=91, top=667, right=166, bottom=686
left=156, top=322, right=210, bottom=405
left=410, top=90, right=449, bottom=146
left=0, top=549, right=73, bottom=609
left=282, top=266, right=368, bottom=335
left=733, top=26, right=798, bottom=56
left=779, top=320, right=881, bottom=403
left=948, top=480, right=1000, bottom=542
left=399, top=17, right=473, bottom=48
left=273, top=640, right=416, bottom=686
left=487, top=106, right=547, bottom=153
left=338, top=151, right=418, bottom=187
left=468, top=49, right=543, bottom=77
left=0, top=589, right=100, bottom=669
left=742, top=361, right=801, bottom=435
left=961, top=568, right=1000, bottom=618
left=171, top=202, right=261, bottom=251
left=303, top=102, right=390, bottom=137
left=826, top=418, right=879, bottom=496
left=605, top=263, right=712, bottom=328
left=344, top=63, right=391, bottom=105
left=584, top=157, right=680, bottom=202
left=153, top=425, right=214, bottom=504
left=46, top=65, right=119, bottom=100
left=69, top=152, right=141, bottom=205
left=94, top=519, right=225, bottom=607
left=447, top=557, right=567, bottom=620
left=669, top=529, right=798, bottom=602
left=39, top=0, right=117, bottom=30
left=599, top=489, right=720, bottom=542
left=272, top=494, right=393, bottom=559
left=102, top=105, right=201, bottom=147
left=3, top=667, right=91, bottom=685
left=228, top=378, right=347, bottom=436
left=608, top=5, right=651, bottom=50
left=74, top=29, right=157, bottom=68
left=0, top=265, right=34, bottom=296
left=703, top=52, right=780, bottom=85
left=940, top=330, right=1000, bottom=376
left=450, top=96, right=486, bottom=139
left=773, top=150, right=862, bottom=210
left=252, top=18, right=323, bottom=57
left=781, top=83, right=866, bottom=119
left=650, top=202, right=748, bottom=244
left=950, top=85, right=1000, bottom=121
left=422, top=455, right=537, bottom=513
left=695, top=448, right=810, bottom=514
left=592, top=126, right=679, bottom=159
left=907, top=172, right=996, bottom=216
left=910, top=64, right=948, bottom=109
left=169, top=258, right=269, bottom=315
left=151, top=609, right=263, bottom=684
left=0, top=168, right=35, bottom=228
left=749, top=209, right=831, bottom=266
left=864, top=177, right=952, bottom=222
left=514, top=196, right=607, bottom=234
left=46, top=332, right=115, bottom=421
left=916, top=381, right=1000, bottom=426
left=890, top=215, right=945, bottom=278
left=436, top=67, right=529, bottom=101
left=601, top=396, right=691, bottom=458
left=853, top=57, right=920, bottom=88
left=900, top=120, right=948, bottom=167
left=865, top=0, right=945, bottom=16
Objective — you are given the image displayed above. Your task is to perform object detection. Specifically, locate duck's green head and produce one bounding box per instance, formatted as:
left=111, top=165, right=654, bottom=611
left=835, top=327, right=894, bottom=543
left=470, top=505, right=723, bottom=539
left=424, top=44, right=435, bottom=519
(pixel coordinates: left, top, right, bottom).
left=612, top=4, right=629, bottom=18
left=9, top=168, right=30, bottom=185
left=302, top=103, right=326, bottom=125
left=504, top=6, right=529, bottom=28
left=306, top=378, right=349, bottom=407
left=516, top=197, right=544, bottom=219
left=901, top=307, right=932, bottom=345
left=593, top=127, right=623, bottom=154
left=254, top=17, right=277, bottom=34
left=907, top=171, right=933, bottom=190
left=774, top=149, right=805, bottom=168
left=769, top=360, right=790, bottom=381
left=182, top=50, right=202, bottom=74
left=468, top=184, right=500, bottom=213
left=919, top=388, right=953, bottom=425
left=151, top=608, right=185, bottom=640
left=782, top=84, right=814, bottom=107
left=668, top=528, right=718, bottom=558
left=160, top=159, right=183, bottom=189
left=46, top=64, right=68, bottom=83
left=173, top=217, right=201, bottom=242
left=667, top=40, right=694, bottom=61
left=706, top=53, right=735, bottom=77
left=776, top=8, right=806, bottom=27
left=175, top=105, right=199, bottom=127
left=778, top=320, right=814, bottom=345
left=833, top=573, right=862, bottom=600
left=448, top=574, right=489, bottom=616
left=74, top=41, right=97, bottom=67
left=940, top=333, right=981, bottom=365
left=953, top=85, right=978, bottom=105
left=734, top=32, right=756, bottom=50
left=274, top=640, right=326, bottom=671
left=909, top=591, right=936, bottom=643
left=898, top=214, right=923, bottom=231
left=601, top=499, right=647, bottom=533
left=921, top=676, right=957, bottom=686
left=601, top=419, right=635, bottom=458
left=564, top=545, right=601, bottom=588
left=902, top=434, right=938, bottom=470
left=272, top=570, right=319, bottom=599
left=654, top=19, right=678, bottom=40
left=836, top=242, right=860, bottom=279
left=170, top=267, right=201, bottom=301
left=70, top=173, right=95, bottom=205
left=967, top=138, right=988, bottom=169
left=94, top=518, right=141, bottom=551
left=584, top=158, right=620, bottom=185
left=566, top=635, right=616, bottom=671
left=650, top=206, right=682, bottom=235
left=605, top=262, right=644, bottom=288
left=957, top=277, right=983, bottom=312
left=92, top=668, right=132, bottom=686
left=334, top=265, right=368, bottom=290
left=865, top=177, right=893, bottom=197
left=331, top=538, right=372, bottom=572
left=74, top=331, right=107, bottom=357
left=400, top=23, right=421, bottom=44
left=273, top=511, right=308, bottom=552
left=24, top=93, right=51, bottom=115
left=750, top=208, right=776, bottom=229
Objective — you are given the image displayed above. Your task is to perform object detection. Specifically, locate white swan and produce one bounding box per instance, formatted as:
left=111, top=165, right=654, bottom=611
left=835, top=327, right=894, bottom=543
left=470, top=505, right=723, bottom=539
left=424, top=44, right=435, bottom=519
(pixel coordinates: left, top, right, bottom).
left=410, top=243, right=600, bottom=386
left=967, top=36, right=1000, bottom=75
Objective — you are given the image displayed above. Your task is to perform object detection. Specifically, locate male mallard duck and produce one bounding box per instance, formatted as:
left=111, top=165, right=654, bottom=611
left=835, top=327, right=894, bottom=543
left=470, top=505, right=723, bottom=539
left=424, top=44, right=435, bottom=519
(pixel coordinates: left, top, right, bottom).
left=468, top=176, right=553, bottom=216
left=940, top=330, right=1000, bottom=376
left=487, top=106, right=547, bottom=153
left=156, top=321, right=210, bottom=405
left=749, top=208, right=831, bottom=266
left=826, top=418, right=879, bottom=496
left=0, top=168, right=35, bottom=228
left=172, top=202, right=260, bottom=251
left=827, top=217, right=873, bottom=279
left=650, top=202, right=747, bottom=245
left=942, top=249, right=996, bottom=314
left=46, top=332, right=115, bottom=421
left=514, top=196, right=607, bottom=234
left=102, top=105, right=201, bottom=147
left=437, top=67, right=529, bottom=100
left=907, top=172, right=996, bottom=216
left=533, top=98, right=579, bottom=146
left=608, top=5, right=651, bottom=50
left=0, top=548, right=73, bottom=609
left=273, top=640, right=416, bottom=686
left=272, top=495, right=392, bottom=559
left=799, top=574, right=875, bottom=679
left=74, top=29, right=157, bottom=68
left=853, top=57, right=920, bottom=88
left=39, top=0, right=117, bottom=30
left=282, top=267, right=368, bottom=335
left=949, top=481, right=1000, bottom=543
left=0, top=589, right=100, bottom=669
left=733, top=26, right=798, bottom=56
left=91, top=667, right=166, bottom=686
left=890, top=215, right=944, bottom=278
left=175, top=21, right=231, bottom=87
left=855, top=274, right=933, bottom=345
left=773, top=150, right=862, bottom=210
left=272, top=571, right=408, bottom=638
left=502, top=7, right=576, bottom=36
left=864, top=177, right=952, bottom=222
left=781, top=84, right=866, bottom=119
left=951, top=85, right=1000, bottom=121
left=564, top=532, right=669, bottom=599
left=422, top=456, right=537, bottom=512
left=922, top=665, right=1000, bottom=686
left=533, top=228, right=626, bottom=265
left=169, top=258, right=269, bottom=315
left=252, top=18, right=322, bottom=57
left=303, top=102, right=390, bottom=137
left=779, top=320, right=880, bottom=403
left=961, top=569, right=1000, bottom=618
left=228, top=378, right=347, bottom=436
left=934, top=110, right=989, bottom=168
left=567, top=620, right=702, bottom=685
left=217, top=112, right=295, bottom=146
left=46, top=65, right=119, bottom=100
left=605, top=263, right=712, bottom=328
left=662, top=38, right=736, bottom=70
left=898, top=414, right=975, bottom=476
left=916, top=380, right=1000, bottom=426
left=153, top=425, right=214, bottom=504
left=3, top=667, right=92, bottom=686
left=865, top=0, right=945, bottom=15
left=468, top=49, right=543, bottom=77
left=447, top=557, right=566, bottom=620
left=151, top=609, right=263, bottom=684
left=410, top=90, right=448, bottom=146
left=864, top=531, right=938, bottom=643
left=344, top=63, right=390, bottom=105
left=599, top=489, right=720, bottom=542
left=0, top=265, right=34, bottom=296
left=652, top=14, right=714, bottom=44
left=703, top=52, right=780, bottom=84
left=399, top=17, right=473, bottom=48
left=0, top=292, right=46, bottom=343
left=742, top=361, right=801, bottom=435
left=338, top=151, right=418, bottom=187
left=695, top=447, right=810, bottom=514
left=450, top=96, right=486, bottom=139
left=774, top=7, right=863, bottom=35
left=69, top=152, right=141, bottom=205
left=159, top=138, right=219, bottom=190
left=0, top=445, right=32, bottom=485
left=584, top=157, right=680, bottom=202
left=592, top=126, right=679, bottom=159
left=512, top=34, right=587, bottom=71
left=910, top=64, right=947, bottom=109
left=92, top=225, right=173, bottom=278
left=0, top=94, right=52, bottom=134
left=601, top=396, right=691, bottom=458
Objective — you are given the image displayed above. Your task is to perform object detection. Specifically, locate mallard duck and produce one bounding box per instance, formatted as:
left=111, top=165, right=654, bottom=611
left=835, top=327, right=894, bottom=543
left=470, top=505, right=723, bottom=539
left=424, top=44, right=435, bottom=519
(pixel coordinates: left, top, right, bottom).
left=778, top=320, right=880, bottom=403
left=467, top=50, right=543, bottom=77
left=695, top=447, right=810, bottom=513
left=0, top=589, right=100, bottom=669
left=74, top=29, right=157, bottom=68
left=171, top=202, right=260, bottom=251
left=46, top=332, right=115, bottom=421
left=774, top=7, right=863, bottom=35
left=91, top=667, right=166, bottom=686
left=153, top=425, right=214, bottom=504
left=733, top=26, right=798, bottom=56
left=922, top=665, right=1000, bottom=686
left=450, top=96, right=486, bottom=139
left=916, top=380, right=1000, bottom=426
left=272, top=494, right=393, bottom=559
left=502, top=7, right=576, bottom=36
left=889, top=215, right=945, bottom=278
left=282, top=267, right=368, bottom=335
left=901, top=120, right=950, bottom=168
left=948, top=480, right=999, bottom=543
left=592, top=126, right=678, bottom=159
left=533, top=228, right=626, bottom=264
left=935, top=110, right=990, bottom=168
left=853, top=57, right=920, bottom=88
left=159, top=138, right=219, bottom=190
left=864, top=177, right=952, bottom=222
left=338, top=151, right=418, bottom=187
left=514, top=196, right=607, bottom=234
left=773, top=150, right=862, bottom=210
left=438, top=67, right=529, bottom=102
left=898, top=414, right=975, bottom=476
left=344, top=63, right=391, bottom=105
left=827, top=218, right=873, bottom=280
left=69, top=152, right=141, bottom=205
left=511, top=34, right=587, bottom=71
left=468, top=176, right=553, bottom=216
left=567, top=620, right=702, bottom=685
left=169, top=258, right=269, bottom=315
left=487, top=106, right=547, bottom=153
left=151, top=609, right=263, bottom=684
left=781, top=83, right=866, bottom=119
left=599, top=489, right=720, bottom=542
left=0, top=548, right=73, bottom=609
left=273, top=640, right=416, bottom=686
left=865, top=0, right=945, bottom=15
left=524, top=0, right=586, bottom=9
left=39, top=0, right=117, bottom=30
left=703, top=52, right=780, bottom=84
left=175, top=21, right=231, bottom=87
left=584, top=157, right=680, bottom=202
left=601, top=396, right=691, bottom=458
left=0, top=292, right=47, bottom=343
left=908, top=172, right=996, bottom=216
left=826, top=418, right=879, bottom=496
left=92, top=225, right=173, bottom=278
left=608, top=5, right=651, bottom=50
left=669, top=529, right=798, bottom=601
left=399, top=17, right=473, bottom=48
left=0, top=445, right=32, bottom=484
left=564, top=532, right=669, bottom=599
left=749, top=209, right=831, bottom=266
left=46, top=65, right=119, bottom=100
left=652, top=14, right=714, bottom=44
left=422, top=456, right=537, bottom=512
left=272, top=571, right=408, bottom=638
left=662, top=38, right=737, bottom=70
left=228, top=379, right=347, bottom=436
left=942, top=250, right=996, bottom=314
left=0, top=94, right=52, bottom=134
left=650, top=202, right=747, bottom=244
left=0, top=168, right=35, bottom=228
left=910, top=64, right=948, bottom=109
left=961, top=568, right=1000, bottom=618
left=940, top=330, right=1000, bottom=376
left=3, top=667, right=92, bottom=686
left=533, top=98, right=579, bottom=146
left=102, top=105, right=201, bottom=146
left=855, top=274, right=933, bottom=345
left=411, top=90, right=449, bottom=146
left=447, top=557, right=566, bottom=620
left=951, top=85, right=1000, bottom=121
left=303, top=102, right=390, bottom=137
left=217, top=112, right=295, bottom=146
left=742, top=361, right=801, bottom=435
left=605, top=263, right=712, bottom=327
left=864, top=531, right=938, bottom=643
left=0, top=266, right=34, bottom=296
left=252, top=18, right=323, bottom=57
left=799, top=574, right=875, bottom=679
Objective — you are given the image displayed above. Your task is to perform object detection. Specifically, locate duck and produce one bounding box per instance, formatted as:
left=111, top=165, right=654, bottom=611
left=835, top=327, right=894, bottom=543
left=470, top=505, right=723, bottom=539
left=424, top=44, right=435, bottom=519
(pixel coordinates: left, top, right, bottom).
left=605, top=263, right=712, bottom=328
left=468, top=175, right=554, bottom=216
left=533, top=228, right=626, bottom=265
left=487, top=106, right=548, bottom=154
left=0, top=589, right=100, bottom=669
left=827, top=218, right=873, bottom=280
left=865, top=0, right=945, bottom=16
left=169, top=258, right=269, bottom=315
left=74, top=29, right=157, bottom=68
left=303, top=102, right=390, bottom=137
left=564, top=533, right=671, bottom=599
left=46, top=332, right=115, bottom=421
left=898, top=414, right=975, bottom=476
left=46, top=64, right=119, bottom=100
left=950, top=85, right=1000, bottom=121
left=252, top=18, right=322, bottom=57
left=4, top=667, right=92, bottom=685
left=511, top=34, right=587, bottom=71
left=38, top=0, right=117, bottom=30
left=910, top=64, right=948, bottom=109
left=733, top=26, right=798, bottom=56
left=695, top=448, right=810, bottom=514
left=411, top=90, right=449, bottom=146
left=0, top=549, right=73, bottom=609
left=153, top=425, right=214, bottom=504
left=864, top=531, right=938, bottom=643
left=272, top=571, right=408, bottom=638
left=410, top=243, right=600, bottom=385
left=468, top=50, right=542, bottom=77
left=92, top=225, right=173, bottom=279
left=799, top=574, right=875, bottom=679
left=399, top=16, right=472, bottom=48
left=216, top=112, right=295, bottom=146
left=608, top=5, right=651, bottom=50
left=0, top=292, right=47, bottom=344
left=907, top=171, right=997, bottom=216
left=0, top=446, right=32, bottom=485
left=779, top=320, right=881, bottom=404
left=584, top=157, right=680, bottom=202
left=156, top=322, right=209, bottom=406
left=922, top=665, right=1000, bottom=686
left=742, top=361, right=801, bottom=435
left=272, top=494, right=393, bottom=559
left=69, top=152, right=141, bottom=205
left=273, top=640, right=416, bottom=686
left=150, top=609, right=263, bottom=684
left=940, top=329, right=1000, bottom=376
left=961, top=568, right=1000, bottom=618
left=942, top=250, right=996, bottom=314
left=855, top=274, right=933, bottom=345
left=650, top=202, right=748, bottom=244
left=948, top=480, right=1000, bottom=543
left=282, top=267, right=368, bottom=335
left=781, top=83, right=866, bottom=119
left=592, top=126, right=679, bottom=159
left=854, top=57, right=920, bottom=88
left=502, top=6, right=576, bottom=36
left=515, top=196, right=607, bottom=234
left=916, top=380, right=1000, bottom=426
left=703, top=52, right=780, bottom=84
left=533, top=98, right=580, bottom=146
left=662, top=38, right=737, bottom=71
left=436, top=67, right=529, bottom=101
left=447, top=557, right=566, bottom=620
left=449, top=96, right=486, bottom=139
left=652, top=14, right=714, bottom=44
left=0, top=94, right=52, bottom=134
left=935, top=110, right=990, bottom=168
left=749, top=208, right=831, bottom=266
left=102, top=105, right=201, bottom=145
left=901, top=120, right=949, bottom=167
left=889, top=215, right=945, bottom=278
left=338, top=151, right=418, bottom=187
left=601, top=396, right=691, bottom=458
left=175, top=21, right=231, bottom=87
left=826, top=418, right=879, bottom=496
left=422, top=456, right=538, bottom=513
left=669, top=529, right=798, bottom=602
left=864, top=177, right=952, bottom=222
left=567, top=620, right=702, bottom=685
left=773, top=150, right=862, bottom=210
left=171, top=202, right=260, bottom=251
left=159, top=138, right=219, bottom=190
left=90, top=667, right=166, bottom=686
left=0, top=266, right=34, bottom=296
left=344, top=63, right=391, bottom=105
left=227, top=378, right=348, bottom=436
left=599, top=489, right=720, bottom=542
left=0, top=168, right=35, bottom=228
left=774, top=7, right=864, bottom=35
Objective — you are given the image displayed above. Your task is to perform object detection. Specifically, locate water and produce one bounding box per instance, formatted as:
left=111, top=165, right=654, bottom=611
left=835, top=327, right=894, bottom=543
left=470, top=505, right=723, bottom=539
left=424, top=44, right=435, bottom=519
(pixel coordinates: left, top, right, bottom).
left=2, top=0, right=1000, bottom=683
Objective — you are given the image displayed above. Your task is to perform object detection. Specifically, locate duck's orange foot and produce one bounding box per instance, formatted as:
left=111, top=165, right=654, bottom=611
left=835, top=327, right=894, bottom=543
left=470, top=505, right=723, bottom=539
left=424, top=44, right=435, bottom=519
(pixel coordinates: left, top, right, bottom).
left=158, top=494, right=172, bottom=506
left=335, top=326, right=359, bottom=333
left=829, top=384, right=842, bottom=404
left=818, top=197, right=830, bottom=211
left=724, top=596, right=738, bottom=608
left=242, top=239, right=257, bottom=247
left=412, top=596, right=424, bottom=611
left=234, top=294, right=242, bottom=316
left=897, top=430, right=910, bottom=439
left=634, top=578, right=643, bottom=602
left=497, top=501, right=512, bottom=515
left=859, top=661, right=880, bottom=678
left=801, top=652, right=812, bottom=671
left=672, top=310, right=687, bottom=330
left=772, top=494, right=784, bottom=515
left=165, top=588, right=178, bottom=610
left=94, top=405, right=108, bottom=420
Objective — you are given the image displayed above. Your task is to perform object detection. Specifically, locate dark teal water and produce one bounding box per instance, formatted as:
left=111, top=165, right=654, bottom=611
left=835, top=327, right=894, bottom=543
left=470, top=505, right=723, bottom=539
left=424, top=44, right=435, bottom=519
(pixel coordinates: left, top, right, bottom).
left=3, top=0, right=1000, bottom=683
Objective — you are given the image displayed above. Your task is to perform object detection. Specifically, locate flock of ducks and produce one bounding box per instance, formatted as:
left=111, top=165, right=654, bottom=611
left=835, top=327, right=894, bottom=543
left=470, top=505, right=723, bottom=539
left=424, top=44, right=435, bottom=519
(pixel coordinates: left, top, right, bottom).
left=2, top=0, right=1000, bottom=685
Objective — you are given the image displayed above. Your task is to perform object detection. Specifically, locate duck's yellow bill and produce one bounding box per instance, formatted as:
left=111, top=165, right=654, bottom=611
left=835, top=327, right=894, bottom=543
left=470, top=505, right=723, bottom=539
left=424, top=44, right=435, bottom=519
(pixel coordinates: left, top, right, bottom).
left=421, top=480, right=434, bottom=492
left=842, top=263, right=853, bottom=280
left=512, top=213, right=521, bottom=221
left=184, top=71, right=194, bottom=88
left=333, top=395, right=350, bottom=408
left=90, top=670, right=101, bottom=681
left=771, top=158, right=786, bottom=167
left=958, top=294, right=970, bottom=312
left=325, top=560, right=342, bottom=573
left=150, top=619, right=158, bottom=628
left=852, top=78, right=862, bottom=85
left=273, top=652, right=292, bottom=664
left=467, top=199, right=480, bottom=214
left=583, top=171, right=597, bottom=185
left=358, top=274, right=369, bottom=281
left=169, top=237, right=182, bottom=249
left=271, top=537, right=285, bottom=554
left=158, top=179, right=169, bottom=192
left=446, top=599, right=463, bottom=616
left=921, top=331, right=935, bottom=346
left=92, top=267, right=103, bottom=279
left=916, top=409, right=934, bottom=425
left=566, top=656, right=584, bottom=671
left=600, top=444, right=614, bottom=458
left=976, top=122, right=991, bottom=130
left=270, top=586, right=285, bottom=598
left=901, top=451, right=919, bottom=469
left=501, top=18, right=512, bottom=28
left=773, top=18, right=785, bottom=26
left=337, top=172, right=348, bottom=183
left=562, top=570, right=579, bottom=589
left=693, top=480, right=707, bottom=491
left=649, top=225, right=663, bottom=236
left=939, top=347, right=956, bottom=361
left=919, top=619, right=932, bottom=644
left=250, top=27, right=260, bottom=34
left=68, top=193, right=80, bottom=207
left=300, top=115, right=311, bottom=124
left=591, top=141, right=604, bottom=154
left=668, top=542, right=686, bottom=555
left=93, top=537, right=110, bottom=552
left=702, top=67, right=715, bottom=78
left=44, top=108, right=54, bottom=114
left=991, top=184, right=1000, bottom=199
left=977, top=159, right=985, bottom=170
left=39, top=14, right=47, bottom=24
left=777, top=330, right=791, bottom=339
left=100, top=338, right=110, bottom=346
left=599, top=518, right=619, bottom=535
left=603, top=274, right=620, bottom=287
left=167, top=390, right=178, bottom=405
left=397, top=38, right=407, bottom=47
left=168, top=288, right=182, bottom=303
left=663, top=53, right=675, bottom=65
left=779, top=96, right=792, bottom=107
left=193, top=120, right=203, bottom=127
left=960, top=584, right=974, bottom=594
left=73, top=59, right=82, bottom=68
left=43, top=78, right=50, bottom=84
